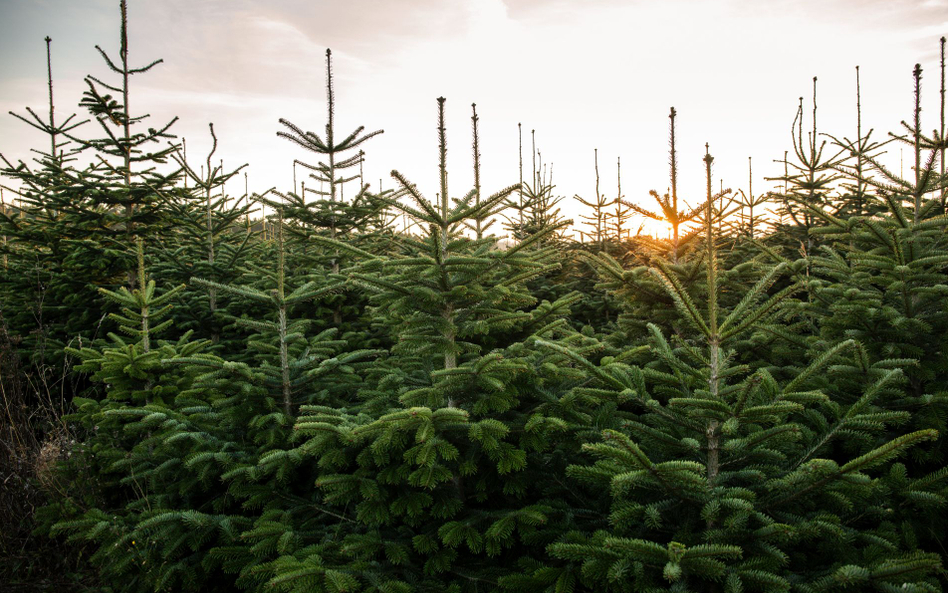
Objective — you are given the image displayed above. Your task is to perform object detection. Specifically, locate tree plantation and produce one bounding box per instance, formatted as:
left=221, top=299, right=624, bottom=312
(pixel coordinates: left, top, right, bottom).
left=3, top=3, right=948, bottom=592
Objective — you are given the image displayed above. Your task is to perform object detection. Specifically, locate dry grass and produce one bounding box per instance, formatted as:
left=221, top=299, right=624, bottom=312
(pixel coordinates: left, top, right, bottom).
left=0, top=317, right=95, bottom=592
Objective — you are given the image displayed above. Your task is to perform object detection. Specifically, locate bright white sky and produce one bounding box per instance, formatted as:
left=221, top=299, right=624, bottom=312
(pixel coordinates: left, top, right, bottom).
left=1, top=0, right=946, bottom=237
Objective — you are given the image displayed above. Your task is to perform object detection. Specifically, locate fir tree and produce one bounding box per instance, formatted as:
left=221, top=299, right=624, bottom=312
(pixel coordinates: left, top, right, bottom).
left=266, top=48, right=387, bottom=328
left=529, top=145, right=946, bottom=592
left=59, top=0, right=181, bottom=287
left=192, top=210, right=377, bottom=416
left=768, top=78, right=844, bottom=255
left=0, top=35, right=98, bottom=368
left=623, top=108, right=707, bottom=264
left=65, top=237, right=186, bottom=403
left=787, top=58, right=948, bottom=495
left=505, top=128, right=569, bottom=244
left=606, top=156, right=636, bottom=246
left=730, top=157, right=770, bottom=239
left=9, top=20, right=948, bottom=593
left=264, top=96, right=589, bottom=591
left=575, top=149, right=616, bottom=251
left=940, top=37, right=946, bottom=210
left=46, top=227, right=378, bottom=592
left=269, top=48, right=384, bottom=247
left=155, top=123, right=255, bottom=347
left=467, top=103, right=498, bottom=240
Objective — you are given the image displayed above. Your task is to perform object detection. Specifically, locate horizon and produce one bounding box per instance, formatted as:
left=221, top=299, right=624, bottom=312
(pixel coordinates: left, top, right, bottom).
left=1, top=0, right=946, bottom=238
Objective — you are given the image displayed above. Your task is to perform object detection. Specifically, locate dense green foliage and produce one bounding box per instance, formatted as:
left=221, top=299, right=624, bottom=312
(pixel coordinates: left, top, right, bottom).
left=3, top=5, right=948, bottom=592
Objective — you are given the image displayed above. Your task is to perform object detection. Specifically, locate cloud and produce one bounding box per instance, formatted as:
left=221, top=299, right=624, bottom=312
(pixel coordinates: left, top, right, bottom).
left=2, top=0, right=946, bottom=225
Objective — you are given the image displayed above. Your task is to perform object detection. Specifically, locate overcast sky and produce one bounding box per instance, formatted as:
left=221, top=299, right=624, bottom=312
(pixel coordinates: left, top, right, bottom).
left=1, top=0, right=946, bottom=235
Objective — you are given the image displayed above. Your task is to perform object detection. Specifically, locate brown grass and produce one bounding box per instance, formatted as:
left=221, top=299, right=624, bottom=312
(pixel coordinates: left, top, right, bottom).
left=0, top=316, right=95, bottom=592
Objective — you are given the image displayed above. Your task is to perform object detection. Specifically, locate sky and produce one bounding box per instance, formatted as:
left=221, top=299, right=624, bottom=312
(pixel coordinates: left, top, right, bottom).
left=1, top=0, right=947, bottom=237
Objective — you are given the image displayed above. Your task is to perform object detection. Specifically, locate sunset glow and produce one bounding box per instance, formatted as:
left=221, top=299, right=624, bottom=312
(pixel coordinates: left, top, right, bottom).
left=2, top=0, right=946, bottom=234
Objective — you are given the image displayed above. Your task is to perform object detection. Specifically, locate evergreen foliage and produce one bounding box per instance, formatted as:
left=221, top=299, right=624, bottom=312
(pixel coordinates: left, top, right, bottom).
left=263, top=48, right=389, bottom=329
left=154, top=123, right=255, bottom=347
left=622, top=107, right=707, bottom=264
left=575, top=149, right=615, bottom=250
left=526, top=146, right=946, bottom=592
left=504, top=128, right=570, bottom=244
left=3, top=11, right=948, bottom=593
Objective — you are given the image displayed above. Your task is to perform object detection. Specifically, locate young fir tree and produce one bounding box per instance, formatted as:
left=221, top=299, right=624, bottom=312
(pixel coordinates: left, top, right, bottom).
left=747, top=52, right=948, bottom=577
left=154, top=123, right=255, bottom=347
left=586, top=110, right=726, bottom=341
left=791, top=60, right=948, bottom=469
left=247, top=96, right=598, bottom=591
left=729, top=157, right=771, bottom=239
left=575, top=149, right=616, bottom=251
left=40, top=237, right=211, bottom=590
left=276, top=49, right=382, bottom=221
left=265, top=48, right=387, bottom=328
left=519, top=145, right=947, bottom=592
left=16, top=23, right=948, bottom=593
left=505, top=128, right=569, bottom=244
left=342, top=96, right=543, bottom=401
left=270, top=49, right=383, bottom=235
left=623, top=108, right=707, bottom=264
left=606, top=156, right=636, bottom=247
left=63, top=237, right=186, bottom=404
left=801, top=65, right=948, bottom=374
left=57, top=0, right=181, bottom=288
left=191, top=209, right=379, bottom=417
left=565, top=151, right=630, bottom=332
left=466, top=103, right=504, bottom=240
left=940, top=37, right=946, bottom=211
left=0, top=36, right=100, bottom=369
left=45, top=220, right=379, bottom=592
left=504, top=123, right=532, bottom=240
left=768, top=78, right=844, bottom=256
left=823, top=66, right=888, bottom=220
